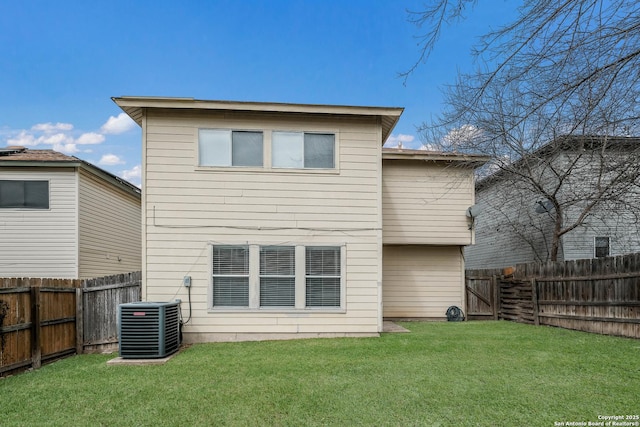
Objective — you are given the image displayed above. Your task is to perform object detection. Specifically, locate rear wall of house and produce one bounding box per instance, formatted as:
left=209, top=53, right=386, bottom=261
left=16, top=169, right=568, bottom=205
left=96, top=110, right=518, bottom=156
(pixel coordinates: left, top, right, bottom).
left=142, top=109, right=383, bottom=341
left=381, top=159, right=472, bottom=318
left=0, top=168, right=78, bottom=278
left=382, top=245, right=464, bottom=319
left=382, top=159, right=474, bottom=245
left=78, top=169, right=141, bottom=279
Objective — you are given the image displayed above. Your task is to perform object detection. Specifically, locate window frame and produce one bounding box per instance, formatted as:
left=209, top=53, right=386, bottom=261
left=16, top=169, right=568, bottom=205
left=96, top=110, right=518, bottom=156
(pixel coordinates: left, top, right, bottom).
left=211, top=245, right=251, bottom=308
left=208, top=243, right=345, bottom=312
left=271, top=131, right=336, bottom=170
left=259, top=245, right=296, bottom=308
left=198, top=128, right=264, bottom=168
left=196, top=128, right=339, bottom=173
left=305, top=246, right=342, bottom=308
left=0, top=180, right=50, bottom=210
left=594, top=236, right=610, bottom=258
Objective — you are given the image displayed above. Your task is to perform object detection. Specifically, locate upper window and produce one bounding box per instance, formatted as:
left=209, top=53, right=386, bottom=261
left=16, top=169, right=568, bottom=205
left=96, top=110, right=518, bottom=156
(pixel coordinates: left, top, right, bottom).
left=199, top=129, right=263, bottom=167
left=0, top=180, right=49, bottom=209
left=595, top=237, right=610, bottom=258
left=272, top=132, right=335, bottom=169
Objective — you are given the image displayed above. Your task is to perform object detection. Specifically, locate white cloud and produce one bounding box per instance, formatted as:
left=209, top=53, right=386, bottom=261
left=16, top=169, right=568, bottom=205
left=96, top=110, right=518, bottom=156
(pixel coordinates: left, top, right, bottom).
left=7, top=130, right=38, bottom=146
left=121, top=165, right=141, bottom=182
left=442, top=124, right=483, bottom=148
left=41, top=133, right=74, bottom=145
left=76, top=132, right=105, bottom=145
left=51, top=143, right=79, bottom=154
left=385, top=133, right=416, bottom=148
left=31, top=122, right=74, bottom=133
left=98, top=154, right=125, bottom=166
left=100, top=113, right=135, bottom=135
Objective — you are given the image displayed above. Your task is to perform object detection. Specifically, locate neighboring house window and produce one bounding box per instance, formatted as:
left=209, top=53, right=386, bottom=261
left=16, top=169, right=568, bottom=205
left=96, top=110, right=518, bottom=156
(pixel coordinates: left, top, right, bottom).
left=199, top=129, right=263, bottom=167
left=272, top=132, right=335, bottom=169
left=595, top=237, right=610, bottom=258
left=306, top=246, right=341, bottom=307
left=212, top=245, right=250, bottom=307
left=0, top=180, right=49, bottom=209
left=260, top=246, right=295, bottom=307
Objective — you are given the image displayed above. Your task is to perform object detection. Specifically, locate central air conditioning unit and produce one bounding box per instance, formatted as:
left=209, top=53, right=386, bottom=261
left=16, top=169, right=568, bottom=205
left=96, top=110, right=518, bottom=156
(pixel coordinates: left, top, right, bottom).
left=118, top=301, right=181, bottom=359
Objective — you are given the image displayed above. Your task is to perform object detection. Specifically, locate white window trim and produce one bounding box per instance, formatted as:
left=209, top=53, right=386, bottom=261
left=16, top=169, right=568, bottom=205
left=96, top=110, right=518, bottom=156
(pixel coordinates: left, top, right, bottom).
left=271, top=131, right=337, bottom=170
left=594, top=236, right=611, bottom=258
left=196, top=128, right=340, bottom=174
left=208, top=243, right=346, bottom=313
left=197, top=128, right=265, bottom=169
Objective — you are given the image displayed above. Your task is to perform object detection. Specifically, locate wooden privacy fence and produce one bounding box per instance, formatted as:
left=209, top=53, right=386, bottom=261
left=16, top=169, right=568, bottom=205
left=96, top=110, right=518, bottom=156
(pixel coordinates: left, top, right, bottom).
left=0, top=272, right=141, bottom=376
left=466, top=253, right=640, bottom=339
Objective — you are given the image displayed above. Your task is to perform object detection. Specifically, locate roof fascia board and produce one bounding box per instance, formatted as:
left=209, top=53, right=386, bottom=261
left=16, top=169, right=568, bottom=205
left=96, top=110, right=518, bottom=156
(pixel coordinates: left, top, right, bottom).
left=112, top=96, right=403, bottom=117
left=382, top=152, right=490, bottom=167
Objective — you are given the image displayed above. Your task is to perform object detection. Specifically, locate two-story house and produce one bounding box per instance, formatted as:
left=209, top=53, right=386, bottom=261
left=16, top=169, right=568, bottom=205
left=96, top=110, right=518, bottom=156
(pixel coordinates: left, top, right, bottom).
left=465, top=136, right=640, bottom=269
left=0, top=147, right=141, bottom=279
left=114, top=97, right=488, bottom=342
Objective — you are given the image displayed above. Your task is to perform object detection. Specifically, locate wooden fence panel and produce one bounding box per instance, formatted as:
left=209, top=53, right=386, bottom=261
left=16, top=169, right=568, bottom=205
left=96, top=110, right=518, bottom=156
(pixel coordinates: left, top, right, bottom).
left=82, top=272, right=141, bottom=353
left=466, top=253, right=640, bottom=339
left=465, top=273, right=498, bottom=320
left=0, top=272, right=141, bottom=376
left=39, top=287, right=77, bottom=361
left=0, top=286, right=32, bottom=374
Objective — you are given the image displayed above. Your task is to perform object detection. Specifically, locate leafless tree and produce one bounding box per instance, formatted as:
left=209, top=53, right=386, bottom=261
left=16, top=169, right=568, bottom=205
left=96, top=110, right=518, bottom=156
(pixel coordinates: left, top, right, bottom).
left=407, top=0, right=640, bottom=261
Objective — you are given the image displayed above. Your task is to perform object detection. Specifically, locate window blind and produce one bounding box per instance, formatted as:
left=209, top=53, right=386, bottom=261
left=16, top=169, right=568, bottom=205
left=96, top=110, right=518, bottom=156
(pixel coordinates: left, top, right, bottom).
left=260, top=246, right=295, bottom=307
left=305, top=247, right=341, bottom=307
left=212, top=245, right=249, bottom=307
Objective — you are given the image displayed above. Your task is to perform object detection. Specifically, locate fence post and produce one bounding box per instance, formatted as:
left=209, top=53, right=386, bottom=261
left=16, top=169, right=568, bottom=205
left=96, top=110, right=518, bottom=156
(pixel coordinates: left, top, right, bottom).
left=30, top=286, right=41, bottom=369
left=492, top=275, right=499, bottom=320
left=76, top=287, right=84, bottom=355
left=531, top=278, right=540, bottom=326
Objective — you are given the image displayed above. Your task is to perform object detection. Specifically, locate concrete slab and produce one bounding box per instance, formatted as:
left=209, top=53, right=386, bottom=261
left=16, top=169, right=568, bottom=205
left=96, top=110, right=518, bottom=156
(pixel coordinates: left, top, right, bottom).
left=383, top=321, right=410, bottom=333
left=106, top=353, right=177, bottom=366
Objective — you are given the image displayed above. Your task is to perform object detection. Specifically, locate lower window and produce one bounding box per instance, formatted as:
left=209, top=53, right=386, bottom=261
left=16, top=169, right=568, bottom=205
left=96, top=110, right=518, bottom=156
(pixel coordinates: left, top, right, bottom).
left=211, top=244, right=342, bottom=309
left=212, top=245, right=249, bottom=307
left=306, top=247, right=341, bottom=307
left=260, top=246, right=295, bottom=307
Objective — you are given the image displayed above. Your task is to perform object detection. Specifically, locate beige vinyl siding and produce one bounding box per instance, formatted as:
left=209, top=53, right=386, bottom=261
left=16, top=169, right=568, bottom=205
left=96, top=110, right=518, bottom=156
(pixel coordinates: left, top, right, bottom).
left=77, top=169, right=141, bottom=279
left=382, top=159, right=474, bottom=245
left=143, top=109, right=382, bottom=339
left=383, top=245, right=464, bottom=318
left=0, top=168, right=78, bottom=278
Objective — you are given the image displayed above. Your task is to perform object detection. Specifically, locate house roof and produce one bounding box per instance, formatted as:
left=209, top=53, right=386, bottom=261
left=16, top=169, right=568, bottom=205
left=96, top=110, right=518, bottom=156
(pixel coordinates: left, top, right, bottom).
left=0, top=147, right=141, bottom=197
left=475, top=135, right=640, bottom=190
left=112, top=96, right=404, bottom=144
left=382, top=147, right=490, bottom=167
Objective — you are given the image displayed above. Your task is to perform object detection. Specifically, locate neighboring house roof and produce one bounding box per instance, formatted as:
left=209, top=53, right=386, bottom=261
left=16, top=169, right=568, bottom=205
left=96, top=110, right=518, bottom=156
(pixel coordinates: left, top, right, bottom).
left=476, top=135, right=640, bottom=190
left=0, top=146, right=140, bottom=197
left=382, top=147, right=490, bottom=167
left=113, top=96, right=405, bottom=144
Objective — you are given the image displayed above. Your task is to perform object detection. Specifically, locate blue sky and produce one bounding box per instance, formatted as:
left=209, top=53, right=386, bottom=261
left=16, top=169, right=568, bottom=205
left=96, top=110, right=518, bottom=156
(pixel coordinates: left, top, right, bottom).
left=0, top=0, right=514, bottom=186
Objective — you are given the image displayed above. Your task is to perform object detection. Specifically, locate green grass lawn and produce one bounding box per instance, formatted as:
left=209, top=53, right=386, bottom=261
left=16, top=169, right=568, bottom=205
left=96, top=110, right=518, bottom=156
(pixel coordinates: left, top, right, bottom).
left=1, top=321, right=638, bottom=426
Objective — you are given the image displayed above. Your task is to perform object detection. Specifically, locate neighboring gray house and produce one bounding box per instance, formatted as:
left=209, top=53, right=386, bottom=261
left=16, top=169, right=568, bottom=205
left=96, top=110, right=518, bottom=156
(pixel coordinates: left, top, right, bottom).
left=465, top=136, right=640, bottom=269
left=0, top=146, right=141, bottom=279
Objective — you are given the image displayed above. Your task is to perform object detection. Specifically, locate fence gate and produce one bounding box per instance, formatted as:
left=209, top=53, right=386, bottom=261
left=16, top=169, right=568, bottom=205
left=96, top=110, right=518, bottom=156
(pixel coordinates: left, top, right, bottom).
left=465, top=275, right=498, bottom=320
